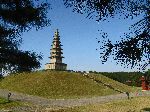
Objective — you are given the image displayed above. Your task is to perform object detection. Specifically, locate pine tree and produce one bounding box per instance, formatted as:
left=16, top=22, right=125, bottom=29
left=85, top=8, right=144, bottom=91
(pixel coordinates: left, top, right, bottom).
left=64, top=0, right=150, bottom=70
left=0, top=0, right=50, bottom=73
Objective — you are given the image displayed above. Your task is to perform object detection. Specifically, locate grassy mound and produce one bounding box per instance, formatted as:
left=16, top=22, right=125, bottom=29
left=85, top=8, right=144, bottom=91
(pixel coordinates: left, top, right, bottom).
left=0, top=71, right=137, bottom=99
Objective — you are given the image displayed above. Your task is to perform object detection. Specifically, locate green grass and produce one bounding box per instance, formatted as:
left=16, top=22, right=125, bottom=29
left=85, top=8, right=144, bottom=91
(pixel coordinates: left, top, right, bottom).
left=0, top=97, right=24, bottom=110
left=61, top=96, right=150, bottom=112
left=0, top=70, right=138, bottom=99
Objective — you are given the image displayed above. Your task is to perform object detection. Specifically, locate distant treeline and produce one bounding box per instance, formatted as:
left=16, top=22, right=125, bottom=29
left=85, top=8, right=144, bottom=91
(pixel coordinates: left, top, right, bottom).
left=89, top=71, right=143, bottom=87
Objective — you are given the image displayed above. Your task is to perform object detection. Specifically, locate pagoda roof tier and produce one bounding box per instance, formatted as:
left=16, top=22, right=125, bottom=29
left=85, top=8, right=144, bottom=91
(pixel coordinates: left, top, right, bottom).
left=50, top=54, right=63, bottom=57
left=51, top=51, right=63, bottom=53
left=51, top=46, right=62, bottom=48
left=52, top=41, right=61, bottom=43
left=50, top=51, right=63, bottom=53
left=53, top=37, right=60, bottom=40
left=52, top=43, right=62, bottom=46
left=46, top=63, right=67, bottom=65
left=49, top=56, right=64, bottom=59
left=53, top=34, right=60, bottom=37
left=49, top=55, right=63, bottom=57
left=51, top=44, right=62, bottom=46
left=52, top=39, right=61, bottom=42
left=52, top=40, right=61, bottom=43
left=50, top=54, right=63, bottom=56
left=50, top=52, right=63, bottom=55
left=50, top=48, right=63, bottom=50
left=50, top=55, right=64, bottom=59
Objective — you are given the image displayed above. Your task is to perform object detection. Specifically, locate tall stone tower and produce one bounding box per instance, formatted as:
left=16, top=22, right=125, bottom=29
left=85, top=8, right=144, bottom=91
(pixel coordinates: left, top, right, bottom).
left=45, top=29, right=67, bottom=70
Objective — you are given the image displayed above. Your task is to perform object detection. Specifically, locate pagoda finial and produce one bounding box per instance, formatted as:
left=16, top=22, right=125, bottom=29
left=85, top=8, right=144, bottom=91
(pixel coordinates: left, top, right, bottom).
left=55, top=29, right=59, bottom=36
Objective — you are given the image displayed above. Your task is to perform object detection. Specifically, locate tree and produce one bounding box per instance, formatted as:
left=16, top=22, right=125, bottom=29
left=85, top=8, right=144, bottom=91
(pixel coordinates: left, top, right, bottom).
left=145, top=69, right=150, bottom=75
left=63, top=0, right=150, bottom=70
left=0, top=0, right=50, bottom=74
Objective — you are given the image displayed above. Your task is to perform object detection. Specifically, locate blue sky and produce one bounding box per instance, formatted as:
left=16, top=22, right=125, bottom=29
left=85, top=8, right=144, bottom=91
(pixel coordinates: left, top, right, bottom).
left=20, top=0, right=148, bottom=72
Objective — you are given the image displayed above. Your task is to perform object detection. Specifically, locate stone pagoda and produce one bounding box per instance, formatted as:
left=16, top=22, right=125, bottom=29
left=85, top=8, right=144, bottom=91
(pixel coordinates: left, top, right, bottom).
left=45, top=29, right=67, bottom=70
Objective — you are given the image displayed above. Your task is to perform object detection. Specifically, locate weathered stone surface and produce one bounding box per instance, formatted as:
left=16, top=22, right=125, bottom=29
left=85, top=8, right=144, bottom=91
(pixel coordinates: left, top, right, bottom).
left=45, top=29, right=67, bottom=70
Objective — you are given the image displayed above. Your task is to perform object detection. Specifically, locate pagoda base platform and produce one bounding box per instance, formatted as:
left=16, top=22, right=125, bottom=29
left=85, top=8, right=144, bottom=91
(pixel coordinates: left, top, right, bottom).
left=45, top=63, right=67, bottom=70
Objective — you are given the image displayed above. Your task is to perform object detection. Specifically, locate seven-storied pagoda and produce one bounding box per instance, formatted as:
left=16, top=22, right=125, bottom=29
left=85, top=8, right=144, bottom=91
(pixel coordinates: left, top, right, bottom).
left=45, top=29, right=67, bottom=70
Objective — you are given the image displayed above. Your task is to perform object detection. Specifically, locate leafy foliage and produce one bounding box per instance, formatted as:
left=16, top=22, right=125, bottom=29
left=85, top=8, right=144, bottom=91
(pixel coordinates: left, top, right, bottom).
left=2, top=50, right=42, bottom=72
left=0, top=0, right=50, bottom=31
left=143, top=69, right=150, bottom=82
left=64, top=0, right=150, bottom=69
left=0, top=0, right=50, bottom=73
left=145, top=69, right=150, bottom=75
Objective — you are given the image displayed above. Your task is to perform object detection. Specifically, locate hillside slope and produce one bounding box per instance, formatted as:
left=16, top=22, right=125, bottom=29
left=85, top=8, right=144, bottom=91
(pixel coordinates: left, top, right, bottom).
left=99, top=72, right=143, bottom=86
left=0, top=71, right=137, bottom=99
left=87, top=73, right=138, bottom=92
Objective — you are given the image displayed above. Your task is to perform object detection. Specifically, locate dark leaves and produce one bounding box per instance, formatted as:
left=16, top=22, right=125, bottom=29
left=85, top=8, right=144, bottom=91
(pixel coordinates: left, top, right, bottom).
left=1, top=49, right=42, bottom=72
left=99, top=30, right=150, bottom=70
left=0, top=0, right=50, bottom=74
left=64, top=0, right=149, bottom=70
left=0, top=0, right=50, bottom=32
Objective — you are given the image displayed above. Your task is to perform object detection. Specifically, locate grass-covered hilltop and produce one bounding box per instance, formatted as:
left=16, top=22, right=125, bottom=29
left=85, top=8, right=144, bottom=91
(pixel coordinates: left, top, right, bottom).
left=0, top=70, right=138, bottom=99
